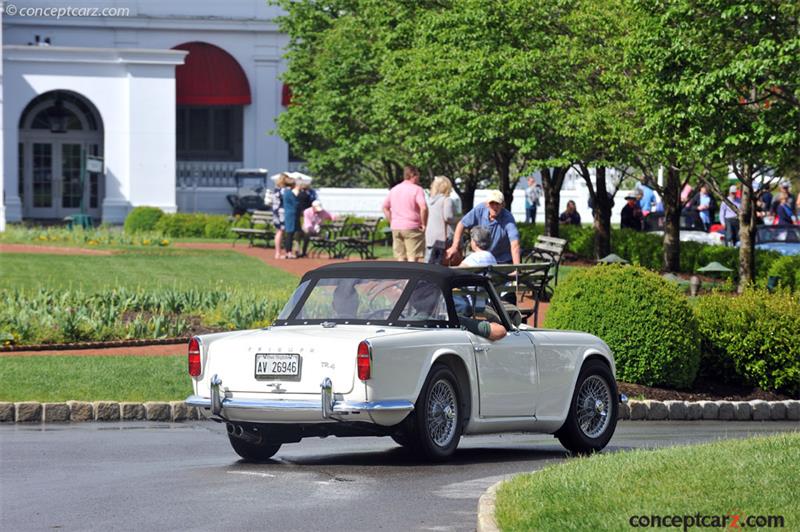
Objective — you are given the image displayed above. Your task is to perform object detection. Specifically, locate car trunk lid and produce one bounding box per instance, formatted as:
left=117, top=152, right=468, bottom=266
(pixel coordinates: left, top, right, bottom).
left=204, top=325, right=386, bottom=395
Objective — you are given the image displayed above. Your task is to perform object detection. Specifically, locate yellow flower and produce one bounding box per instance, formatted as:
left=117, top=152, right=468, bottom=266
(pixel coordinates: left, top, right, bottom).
left=160, top=239, right=170, bottom=246
left=38, top=235, right=47, bottom=241
left=88, top=240, right=99, bottom=246
left=142, top=239, right=151, bottom=245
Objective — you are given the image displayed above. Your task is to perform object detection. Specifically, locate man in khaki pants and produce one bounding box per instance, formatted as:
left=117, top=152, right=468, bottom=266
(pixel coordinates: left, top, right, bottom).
left=382, top=165, right=428, bottom=261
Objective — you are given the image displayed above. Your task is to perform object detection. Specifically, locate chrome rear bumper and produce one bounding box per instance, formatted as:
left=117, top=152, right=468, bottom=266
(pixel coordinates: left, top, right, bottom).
left=187, top=375, right=414, bottom=423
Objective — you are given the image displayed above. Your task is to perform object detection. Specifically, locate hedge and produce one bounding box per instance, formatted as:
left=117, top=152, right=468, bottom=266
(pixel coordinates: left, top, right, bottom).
left=517, top=223, right=790, bottom=287
left=543, top=265, right=701, bottom=389
left=694, top=289, right=800, bottom=395
left=124, top=206, right=164, bottom=234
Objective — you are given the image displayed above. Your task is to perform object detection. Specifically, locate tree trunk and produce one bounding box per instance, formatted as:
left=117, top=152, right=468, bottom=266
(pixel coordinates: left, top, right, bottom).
left=737, top=167, right=756, bottom=289
left=495, top=151, right=513, bottom=208
left=662, top=167, right=681, bottom=272
left=541, top=167, right=566, bottom=237
left=593, top=166, right=612, bottom=259
left=460, top=181, right=477, bottom=214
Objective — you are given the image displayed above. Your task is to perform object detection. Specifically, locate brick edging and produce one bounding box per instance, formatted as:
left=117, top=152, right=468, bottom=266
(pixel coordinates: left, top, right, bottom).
left=0, top=401, right=200, bottom=423
left=1, top=399, right=798, bottom=424
left=620, top=399, right=799, bottom=421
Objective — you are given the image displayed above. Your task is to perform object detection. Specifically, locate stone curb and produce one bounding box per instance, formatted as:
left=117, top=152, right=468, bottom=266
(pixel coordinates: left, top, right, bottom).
left=476, top=480, right=504, bottom=532
left=1, top=399, right=798, bottom=424
left=0, top=401, right=201, bottom=423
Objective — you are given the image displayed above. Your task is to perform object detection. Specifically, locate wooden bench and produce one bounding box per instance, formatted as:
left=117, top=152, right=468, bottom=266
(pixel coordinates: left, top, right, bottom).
left=231, top=210, right=275, bottom=247
left=338, top=218, right=383, bottom=259
left=524, top=235, right=568, bottom=286
left=309, top=218, right=349, bottom=258
left=459, top=262, right=553, bottom=327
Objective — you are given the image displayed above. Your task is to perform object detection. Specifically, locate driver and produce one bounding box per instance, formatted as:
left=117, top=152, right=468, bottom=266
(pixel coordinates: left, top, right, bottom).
left=460, top=315, right=507, bottom=341
left=332, top=280, right=359, bottom=318
left=452, top=293, right=507, bottom=341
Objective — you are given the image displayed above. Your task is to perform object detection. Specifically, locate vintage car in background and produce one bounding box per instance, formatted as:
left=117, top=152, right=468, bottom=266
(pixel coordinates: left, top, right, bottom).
left=755, top=225, right=800, bottom=256
left=187, top=262, right=621, bottom=461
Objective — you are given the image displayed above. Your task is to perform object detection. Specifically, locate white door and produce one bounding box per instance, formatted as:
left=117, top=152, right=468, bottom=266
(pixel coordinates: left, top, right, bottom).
left=21, top=140, right=102, bottom=219
left=452, top=283, right=537, bottom=417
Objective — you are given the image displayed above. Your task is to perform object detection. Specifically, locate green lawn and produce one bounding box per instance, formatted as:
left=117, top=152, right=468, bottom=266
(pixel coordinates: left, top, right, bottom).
left=0, top=355, right=191, bottom=402
left=0, top=249, right=297, bottom=291
left=496, top=433, right=800, bottom=531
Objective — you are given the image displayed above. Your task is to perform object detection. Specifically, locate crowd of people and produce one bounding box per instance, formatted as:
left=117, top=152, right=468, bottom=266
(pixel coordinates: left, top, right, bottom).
left=269, top=167, right=797, bottom=260
left=382, top=166, right=522, bottom=267
left=270, top=172, right=334, bottom=259
left=611, top=180, right=797, bottom=246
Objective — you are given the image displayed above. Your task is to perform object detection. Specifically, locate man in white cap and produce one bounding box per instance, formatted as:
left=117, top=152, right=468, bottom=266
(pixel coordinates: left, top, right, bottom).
left=446, top=190, right=521, bottom=264
left=300, top=199, right=335, bottom=257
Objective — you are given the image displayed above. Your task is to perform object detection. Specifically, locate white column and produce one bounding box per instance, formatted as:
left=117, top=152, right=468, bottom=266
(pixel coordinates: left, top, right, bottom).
left=253, top=55, right=288, bottom=174
left=123, top=63, right=178, bottom=218
left=101, top=76, right=132, bottom=224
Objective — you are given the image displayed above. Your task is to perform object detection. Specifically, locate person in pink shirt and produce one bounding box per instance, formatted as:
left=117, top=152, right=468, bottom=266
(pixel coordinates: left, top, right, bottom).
left=300, top=200, right=335, bottom=257
left=382, top=165, right=428, bottom=261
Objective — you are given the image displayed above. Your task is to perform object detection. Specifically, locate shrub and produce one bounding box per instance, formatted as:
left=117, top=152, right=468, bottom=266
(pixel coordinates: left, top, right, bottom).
left=694, top=289, right=800, bottom=395
left=124, top=207, right=164, bottom=234
left=765, top=255, right=800, bottom=292
left=204, top=216, right=233, bottom=239
left=613, top=229, right=662, bottom=268
left=544, top=265, right=700, bottom=388
left=155, top=213, right=208, bottom=238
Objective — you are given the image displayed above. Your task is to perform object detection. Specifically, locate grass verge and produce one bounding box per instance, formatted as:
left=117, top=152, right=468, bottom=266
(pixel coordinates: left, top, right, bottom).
left=0, top=355, right=192, bottom=402
left=0, top=249, right=297, bottom=291
left=495, top=433, right=800, bottom=531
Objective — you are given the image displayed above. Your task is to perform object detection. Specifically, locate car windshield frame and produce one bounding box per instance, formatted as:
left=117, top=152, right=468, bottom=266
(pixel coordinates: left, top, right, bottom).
left=757, top=225, right=800, bottom=244
left=274, top=273, right=459, bottom=328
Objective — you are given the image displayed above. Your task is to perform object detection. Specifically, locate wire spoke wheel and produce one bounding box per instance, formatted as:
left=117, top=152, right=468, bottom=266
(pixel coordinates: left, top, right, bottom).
left=426, top=378, right=458, bottom=448
left=576, top=375, right=612, bottom=439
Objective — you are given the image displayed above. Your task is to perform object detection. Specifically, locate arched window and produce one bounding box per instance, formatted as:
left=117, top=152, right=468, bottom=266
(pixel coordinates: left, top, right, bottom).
left=173, top=42, right=250, bottom=162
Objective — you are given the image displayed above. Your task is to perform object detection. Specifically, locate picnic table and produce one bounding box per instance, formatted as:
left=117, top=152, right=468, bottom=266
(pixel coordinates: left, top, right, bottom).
left=458, top=262, right=553, bottom=327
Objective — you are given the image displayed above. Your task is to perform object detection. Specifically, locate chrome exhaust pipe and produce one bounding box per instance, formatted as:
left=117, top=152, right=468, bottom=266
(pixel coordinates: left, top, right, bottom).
left=228, top=424, right=262, bottom=445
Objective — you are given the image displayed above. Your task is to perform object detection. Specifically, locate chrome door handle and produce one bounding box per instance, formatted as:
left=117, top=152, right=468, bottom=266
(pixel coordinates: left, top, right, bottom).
left=473, top=346, right=489, bottom=353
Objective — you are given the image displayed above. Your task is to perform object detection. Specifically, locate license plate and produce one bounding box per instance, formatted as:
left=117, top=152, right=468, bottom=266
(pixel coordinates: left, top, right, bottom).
left=255, top=354, right=300, bottom=378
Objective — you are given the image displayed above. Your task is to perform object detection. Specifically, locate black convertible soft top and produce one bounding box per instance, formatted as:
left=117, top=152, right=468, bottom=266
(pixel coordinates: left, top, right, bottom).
left=300, top=261, right=486, bottom=291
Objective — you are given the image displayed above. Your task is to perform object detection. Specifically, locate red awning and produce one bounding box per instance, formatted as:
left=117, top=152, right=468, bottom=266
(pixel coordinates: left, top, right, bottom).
left=173, top=42, right=251, bottom=106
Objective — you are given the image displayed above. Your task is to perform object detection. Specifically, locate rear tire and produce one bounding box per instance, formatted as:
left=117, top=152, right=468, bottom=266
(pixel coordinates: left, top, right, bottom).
left=228, top=434, right=281, bottom=462
left=412, top=364, right=463, bottom=461
left=557, top=359, right=618, bottom=454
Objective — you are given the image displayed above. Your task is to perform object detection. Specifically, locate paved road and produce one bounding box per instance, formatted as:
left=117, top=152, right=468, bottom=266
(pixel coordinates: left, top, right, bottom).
left=1, top=421, right=797, bottom=531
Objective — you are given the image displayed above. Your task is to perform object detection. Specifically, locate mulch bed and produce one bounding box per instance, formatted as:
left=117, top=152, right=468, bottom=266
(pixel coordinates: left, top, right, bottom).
left=619, top=378, right=795, bottom=402
left=0, top=336, right=189, bottom=353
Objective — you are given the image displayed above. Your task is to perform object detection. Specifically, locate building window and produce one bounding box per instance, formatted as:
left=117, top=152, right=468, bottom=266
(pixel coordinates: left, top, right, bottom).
left=176, top=105, right=243, bottom=161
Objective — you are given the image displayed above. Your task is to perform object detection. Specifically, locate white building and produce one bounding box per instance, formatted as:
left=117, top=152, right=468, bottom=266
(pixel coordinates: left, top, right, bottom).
left=2, top=0, right=293, bottom=226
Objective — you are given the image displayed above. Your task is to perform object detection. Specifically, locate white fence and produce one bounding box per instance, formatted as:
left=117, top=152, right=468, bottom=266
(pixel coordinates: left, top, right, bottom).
left=176, top=184, right=637, bottom=224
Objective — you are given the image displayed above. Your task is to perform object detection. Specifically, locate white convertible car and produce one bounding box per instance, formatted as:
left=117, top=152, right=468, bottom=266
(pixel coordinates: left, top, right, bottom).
left=187, top=262, right=621, bottom=461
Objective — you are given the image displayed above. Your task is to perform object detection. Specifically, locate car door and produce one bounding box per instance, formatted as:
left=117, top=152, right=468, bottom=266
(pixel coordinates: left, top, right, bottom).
left=452, top=282, right=537, bottom=417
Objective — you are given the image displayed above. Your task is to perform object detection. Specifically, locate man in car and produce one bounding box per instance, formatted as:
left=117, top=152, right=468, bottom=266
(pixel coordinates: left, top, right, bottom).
left=459, top=315, right=507, bottom=341
left=407, top=280, right=507, bottom=341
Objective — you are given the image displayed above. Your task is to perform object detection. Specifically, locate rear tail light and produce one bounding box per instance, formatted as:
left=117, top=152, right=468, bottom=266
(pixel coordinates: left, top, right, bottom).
left=357, top=340, right=372, bottom=381
left=188, top=336, right=201, bottom=377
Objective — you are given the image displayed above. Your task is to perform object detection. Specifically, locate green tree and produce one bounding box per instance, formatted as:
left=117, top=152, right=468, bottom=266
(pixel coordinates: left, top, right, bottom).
left=275, top=0, right=406, bottom=188
left=630, top=0, right=800, bottom=285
